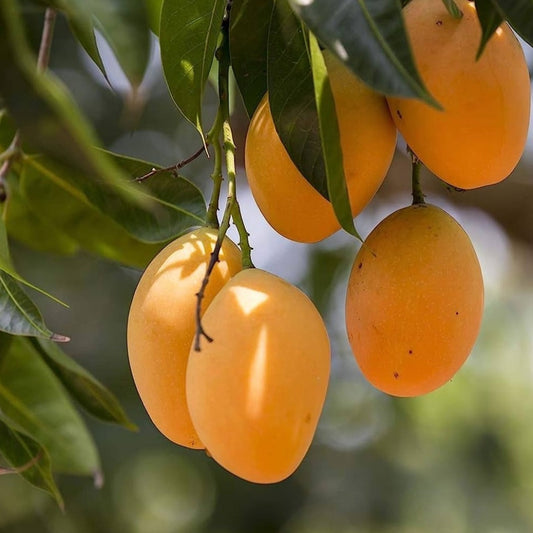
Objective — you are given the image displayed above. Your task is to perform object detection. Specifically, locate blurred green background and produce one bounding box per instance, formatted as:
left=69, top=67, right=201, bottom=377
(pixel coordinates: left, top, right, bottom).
left=1, top=6, right=533, bottom=532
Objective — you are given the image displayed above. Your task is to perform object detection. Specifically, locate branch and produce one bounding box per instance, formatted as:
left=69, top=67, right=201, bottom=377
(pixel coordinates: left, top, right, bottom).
left=408, top=147, right=425, bottom=205
left=133, top=146, right=206, bottom=182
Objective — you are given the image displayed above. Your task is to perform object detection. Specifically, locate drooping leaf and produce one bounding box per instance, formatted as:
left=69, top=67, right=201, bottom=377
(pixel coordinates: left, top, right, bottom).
left=44, top=0, right=107, bottom=79
left=19, top=158, right=163, bottom=268
left=21, top=153, right=206, bottom=244
left=288, top=0, right=439, bottom=105
left=144, top=0, right=163, bottom=35
left=490, top=0, right=533, bottom=47
left=307, top=35, right=359, bottom=238
left=474, top=0, right=504, bottom=59
left=0, top=0, right=142, bottom=205
left=0, top=337, right=101, bottom=476
left=0, top=272, right=69, bottom=342
left=229, top=0, right=273, bottom=118
left=31, top=338, right=137, bottom=430
left=86, top=0, right=151, bottom=88
left=0, top=413, right=63, bottom=507
left=160, top=0, right=226, bottom=140
left=267, top=0, right=328, bottom=198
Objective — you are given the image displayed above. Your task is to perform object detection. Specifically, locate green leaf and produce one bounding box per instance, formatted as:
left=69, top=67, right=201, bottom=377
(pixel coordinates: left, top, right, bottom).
left=0, top=413, right=63, bottom=508
left=0, top=208, right=68, bottom=306
left=490, top=0, right=533, bottom=47
left=19, top=158, right=163, bottom=268
left=0, top=337, right=101, bottom=476
left=44, top=0, right=107, bottom=79
left=474, top=0, right=504, bottom=59
left=267, top=0, right=328, bottom=198
left=0, top=272, right=69, bottom=342
left=229, top=0, right=273, bottom=118
left=86, top=0, right=151, bottom=88
left=307, top=35, right=359, bottom=238
left=442, top=0, right=464, bottom=18
left=288, top=0, right=439, bottom=105
left=22, top=153, right=206, bottom=244
left=4, top=173, right=80, bottom=256
left=0, top=0, right=142, bottom=205
left=160, top=0, right=226, bottom=140
left=31, top=338, right=137, bottom=430
left=144, top=0, right=163, bottom=35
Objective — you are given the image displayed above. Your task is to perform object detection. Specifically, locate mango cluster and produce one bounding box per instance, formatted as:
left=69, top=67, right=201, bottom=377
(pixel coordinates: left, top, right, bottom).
left=127, top=228, right=330, bottom=483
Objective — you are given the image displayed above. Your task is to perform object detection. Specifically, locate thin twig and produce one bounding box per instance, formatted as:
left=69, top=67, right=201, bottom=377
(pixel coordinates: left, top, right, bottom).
left=37, top=8, right=57, bottom=72
left=134, top=146, right=206, bottom=182
left=194, top=0, right=254, bottom=351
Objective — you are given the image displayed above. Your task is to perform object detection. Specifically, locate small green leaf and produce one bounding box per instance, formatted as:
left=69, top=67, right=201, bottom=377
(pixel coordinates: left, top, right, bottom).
left=0, top=337, right=101, bottom=476
left=474, top=0, right=504, bottom=59
left=0, top=0, right=142, bottom=206
left=289, top=0, right=439, bottom=105
left=44, top=0, right=107, bottom=79
left=442, top=0, right=464, bottom=18
left=307, top=35, right=359, bottom=239
left=230, top=0, right=273, bottom=118
left=268, top=0, right=328, bottom=198
left=31, top=338, right=137, bottom=431
left=86, top=0, right=151, bottom=88
left=19, top=158, right=162, bottom=268
left=0, top=272, right=69, bottom=342
left=160, top=0, right=226, bottom=140
left=0, top=413, right=63, bottom=508
left=490, top=0, right=533, bottom=47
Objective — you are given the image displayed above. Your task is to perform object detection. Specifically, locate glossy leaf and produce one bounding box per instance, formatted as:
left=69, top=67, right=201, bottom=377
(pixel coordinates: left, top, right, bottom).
left=0, top=338, right=101, bottom=476
left=307, top=35, right=359, bottom=238
left=21, top=153, right=206, bottom=244
left=86, top=0, right=151, bottom=88
left=491, top=0, right=533, bottom=47
left=474, top=0, right=504, bottom=59
left=230, top=0, right=273, bottom=118
left=267, top=0, right=328, bottom=198
left=160, top=0, right=226, bottom=140
left=31, top=338, right=137, bottom=430
left=289, top=0, right=439, bottom=105
left=19, top=158, right=163, bottom=267
left=0, top=272, right=69, bottom=342
left=0, top=413, right=63, bottom=507
left=45, top=0, right=107, bottom=79
left=0, top=0, right=141, bottom=205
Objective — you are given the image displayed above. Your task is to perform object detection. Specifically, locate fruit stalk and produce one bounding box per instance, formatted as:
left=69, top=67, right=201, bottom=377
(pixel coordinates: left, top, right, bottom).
left=193, top=0, right=253, bottom=350
left=410, top=148, right=425, bottom=205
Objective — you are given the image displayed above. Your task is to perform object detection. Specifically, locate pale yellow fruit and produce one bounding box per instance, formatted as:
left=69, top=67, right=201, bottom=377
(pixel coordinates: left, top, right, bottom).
left=186, top=268, right=330, bottom=482
left=127, top=228, right=242, bottom=448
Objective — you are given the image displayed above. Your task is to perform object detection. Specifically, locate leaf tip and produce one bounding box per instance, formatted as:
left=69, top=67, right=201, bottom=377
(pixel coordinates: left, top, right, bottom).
left=50, top=333, right=70, bottom=343
left=93, top=469, right=105, bottom=489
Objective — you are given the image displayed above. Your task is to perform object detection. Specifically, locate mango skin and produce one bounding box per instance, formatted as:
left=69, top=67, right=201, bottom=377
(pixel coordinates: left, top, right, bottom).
left=387, top=0, right=530, bottom=189
left=345, top=204, right=484, bottom=397
left=186, top=268, right=330, bottom=483
left=244, top=52, right=396, bottom=243
left=127, top=228, right=242, bottom=448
